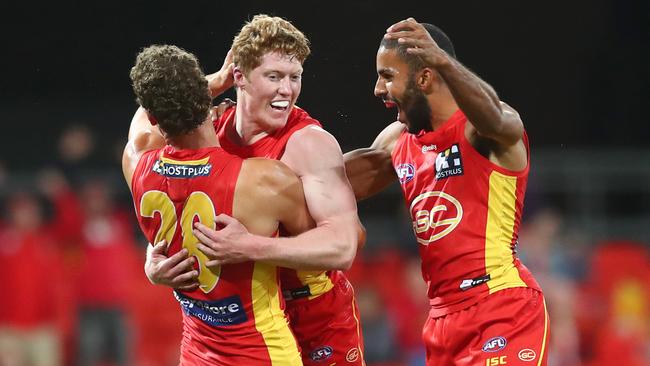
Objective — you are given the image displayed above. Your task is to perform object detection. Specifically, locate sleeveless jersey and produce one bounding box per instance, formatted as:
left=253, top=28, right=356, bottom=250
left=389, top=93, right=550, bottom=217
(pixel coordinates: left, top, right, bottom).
left=213, top=106, right=339, bottom=301
left=131, top=145, right=300, bottom=365
left=391, top=110, right=541, bottom=317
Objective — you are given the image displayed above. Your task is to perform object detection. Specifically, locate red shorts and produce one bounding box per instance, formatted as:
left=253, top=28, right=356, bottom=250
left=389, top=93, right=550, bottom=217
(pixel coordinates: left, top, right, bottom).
left=285, top=276, right=365, bottom=366
left=422, top=287, right=549, bottom=366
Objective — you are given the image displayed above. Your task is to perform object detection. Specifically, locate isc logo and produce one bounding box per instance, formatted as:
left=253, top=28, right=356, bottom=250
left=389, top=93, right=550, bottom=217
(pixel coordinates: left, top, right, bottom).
left=485, top=356, right=507, bottom=365
left=410, top=191, right=463, bottom=245
left=482, top=337, right=507, bottom=352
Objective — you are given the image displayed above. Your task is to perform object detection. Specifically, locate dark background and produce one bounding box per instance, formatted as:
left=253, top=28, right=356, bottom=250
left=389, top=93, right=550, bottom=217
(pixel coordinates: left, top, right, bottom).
left=2, top=0, right=648, bottom=169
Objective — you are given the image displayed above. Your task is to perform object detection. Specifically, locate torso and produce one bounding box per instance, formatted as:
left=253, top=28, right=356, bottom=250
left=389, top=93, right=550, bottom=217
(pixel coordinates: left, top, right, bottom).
left=391, top=110, right=540, bottom=317
left=131, top=145, right=300, bottom=364
left=214, top=106, right=339, bottom=301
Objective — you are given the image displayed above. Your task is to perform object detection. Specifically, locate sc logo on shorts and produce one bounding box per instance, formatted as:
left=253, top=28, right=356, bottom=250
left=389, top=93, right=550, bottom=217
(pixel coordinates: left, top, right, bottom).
left=518, top=348, right=536, bottom=361
left=410, top=191, right=463, bottom=245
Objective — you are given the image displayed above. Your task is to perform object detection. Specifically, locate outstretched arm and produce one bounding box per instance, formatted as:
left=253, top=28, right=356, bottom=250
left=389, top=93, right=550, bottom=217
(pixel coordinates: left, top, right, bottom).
left=344, top=121, right=404, bottom=200
left=385, top=18, right=524, bottom=149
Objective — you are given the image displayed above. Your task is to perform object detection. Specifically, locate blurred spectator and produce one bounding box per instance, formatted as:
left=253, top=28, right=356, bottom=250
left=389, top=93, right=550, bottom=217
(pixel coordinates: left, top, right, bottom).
left=0, top=191, right=65, bottom=366
left=56, top=125, right=99, bottom=188
left=519, top=208, right=583, bottom=366
left=578, top=241, right=650, bottom=366
left=357, top=285, right=399, bottom=363
left=72, top=178, right=140, bottom=366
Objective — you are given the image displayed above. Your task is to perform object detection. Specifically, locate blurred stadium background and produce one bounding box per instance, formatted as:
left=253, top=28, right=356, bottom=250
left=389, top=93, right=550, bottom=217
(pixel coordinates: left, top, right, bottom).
left=1, top=1, right=648, bottom=365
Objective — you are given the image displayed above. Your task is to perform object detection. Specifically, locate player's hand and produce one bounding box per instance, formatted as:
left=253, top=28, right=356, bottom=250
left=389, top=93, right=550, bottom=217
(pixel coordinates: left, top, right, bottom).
left=207, top=49, right=235, bottom=98
left=384, top=17, right=451, bottom=68
left=193, top=214, right=256, bottom=267
left=210, top=98, right=237, bottom=121
left=145, top=239, right=199, bottom=291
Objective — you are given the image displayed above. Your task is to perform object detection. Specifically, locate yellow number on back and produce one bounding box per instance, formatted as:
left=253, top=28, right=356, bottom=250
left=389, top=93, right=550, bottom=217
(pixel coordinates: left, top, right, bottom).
left=140, top=190, right=220, bottom=293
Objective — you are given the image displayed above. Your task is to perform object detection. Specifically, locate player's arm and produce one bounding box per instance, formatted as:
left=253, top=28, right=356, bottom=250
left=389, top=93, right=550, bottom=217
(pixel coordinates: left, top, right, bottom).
left=122, top=107, right=165, bottom=191
left=343, top=121, right=404, bottom=201
left=205, top=50, right=234, bottom=98
left=386, top=18, right=526, bottom=165
left=193, top=126, right=363, bottom=270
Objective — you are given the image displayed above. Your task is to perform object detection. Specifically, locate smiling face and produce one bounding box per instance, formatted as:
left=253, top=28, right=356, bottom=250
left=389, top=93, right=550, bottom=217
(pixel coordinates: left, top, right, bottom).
left=236, top=51, right=303, bottom=131
left=374, top=46, right=433, bottom=134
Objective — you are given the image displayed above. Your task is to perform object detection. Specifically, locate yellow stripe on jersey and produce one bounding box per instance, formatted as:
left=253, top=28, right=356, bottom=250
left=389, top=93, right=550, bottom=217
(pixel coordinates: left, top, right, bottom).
left=485, top=171, right=526, bottom=294
left=538, top=298, right=549, bottom=366
left=251, top=262, right=302, bottom=366
left=160, top=156, right=210, bottom=165
left=297, top=270, right=335, bottom=300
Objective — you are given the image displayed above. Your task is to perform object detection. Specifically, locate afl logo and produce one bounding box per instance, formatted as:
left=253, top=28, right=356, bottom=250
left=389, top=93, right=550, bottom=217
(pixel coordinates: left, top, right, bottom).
left=310, top=346, right=333, bottom=361
left=482, top=337, right=507, bottom=352
left=518, top=349, right=536, bottom=361
left=396, top=164, right=415, bottom=184
left=410, top=191, right=463, bottom=245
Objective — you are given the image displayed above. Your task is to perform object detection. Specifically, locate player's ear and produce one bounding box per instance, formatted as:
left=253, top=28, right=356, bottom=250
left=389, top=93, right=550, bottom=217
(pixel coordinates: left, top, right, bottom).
left=144, top=111, right=158, bottom=126
left=233, top=66, right=246, bottom=89
left=418, top=67, right=441, bottom=94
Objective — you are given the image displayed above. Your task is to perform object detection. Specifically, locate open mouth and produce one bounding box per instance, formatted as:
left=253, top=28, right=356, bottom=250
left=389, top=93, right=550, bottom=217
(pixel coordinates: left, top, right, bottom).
left=270, top=100, right=290, bottom=112
left=383, top=99, right=397, bottom=109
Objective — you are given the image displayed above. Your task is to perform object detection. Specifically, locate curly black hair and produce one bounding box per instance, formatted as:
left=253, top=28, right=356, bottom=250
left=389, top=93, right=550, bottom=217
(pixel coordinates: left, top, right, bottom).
left=130, top=45, right=211, bottom=137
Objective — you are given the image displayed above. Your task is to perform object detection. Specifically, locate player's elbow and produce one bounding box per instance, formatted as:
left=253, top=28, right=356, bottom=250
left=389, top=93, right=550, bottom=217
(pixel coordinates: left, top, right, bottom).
left=335, top=232, right=360, bottom=271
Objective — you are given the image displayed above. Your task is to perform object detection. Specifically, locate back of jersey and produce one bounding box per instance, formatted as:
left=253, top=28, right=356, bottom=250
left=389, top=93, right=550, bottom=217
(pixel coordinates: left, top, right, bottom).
left=131, top=145, right=301, bottom=366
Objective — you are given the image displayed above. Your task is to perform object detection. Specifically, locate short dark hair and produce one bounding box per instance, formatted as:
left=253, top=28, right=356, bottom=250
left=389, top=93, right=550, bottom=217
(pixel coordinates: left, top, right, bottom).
left=130, top=45, right=211, bottom=137
left=380, top=23, right=456, bottom=72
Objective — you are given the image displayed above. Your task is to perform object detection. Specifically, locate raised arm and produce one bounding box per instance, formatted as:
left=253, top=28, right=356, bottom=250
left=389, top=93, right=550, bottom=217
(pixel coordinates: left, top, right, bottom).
left=122, top=107, right=165, bottom=191
left=385, top=18, right=526, bottom=169
left=344, top=121, right=404, bottom=200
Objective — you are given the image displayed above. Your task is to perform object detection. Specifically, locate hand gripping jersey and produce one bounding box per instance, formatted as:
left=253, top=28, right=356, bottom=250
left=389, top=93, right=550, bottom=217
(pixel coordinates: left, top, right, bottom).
left=391, top=110, right=541, bottom=317
left=213, top=106, right=337, bottom=302
left=131, top=146, right=301, bottom=365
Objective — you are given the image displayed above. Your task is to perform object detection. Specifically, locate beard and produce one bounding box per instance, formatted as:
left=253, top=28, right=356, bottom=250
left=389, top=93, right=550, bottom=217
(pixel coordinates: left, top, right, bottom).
left=401, top=76, right=432, bottom=134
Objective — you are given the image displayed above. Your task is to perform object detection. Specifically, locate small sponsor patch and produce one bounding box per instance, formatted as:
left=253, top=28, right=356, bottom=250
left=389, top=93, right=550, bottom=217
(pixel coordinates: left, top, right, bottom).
left=153, top=157, right=211, bottom=178
left=482, top=336, right=507, bottom=352
left=421, top=144, right=437, bottom=153
left=518, top=348, right=536, bottom=361
left=346, top=347, right=360, bottom=362
left=434, top=144, right=463, bottom=180
left=310, top=346, right=333, bottom=362
left=459, top=274, right=491, bottom=291
left=396, top=163, right=415, bottom=184
left=174, top=291, right=247, bottom=327
left=282, top=286, right=312, bottom=301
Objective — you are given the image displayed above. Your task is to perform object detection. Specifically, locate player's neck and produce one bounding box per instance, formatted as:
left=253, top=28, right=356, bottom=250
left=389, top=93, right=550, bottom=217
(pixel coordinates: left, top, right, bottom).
left=428, top=95, right=459, bottom=130
left=233, top=106, right=270, bottom=146
left=166, top=119, right=219, bottom=150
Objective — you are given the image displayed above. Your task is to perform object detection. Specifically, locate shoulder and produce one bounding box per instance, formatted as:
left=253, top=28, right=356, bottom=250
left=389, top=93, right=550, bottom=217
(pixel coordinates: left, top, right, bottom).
left=372, top=121, right=406, bottom=153
left=122, top=130, right=164, bottom=190
left=240, top=158, right=301, bottom=196
left=286, top=124, right=341, bottom=155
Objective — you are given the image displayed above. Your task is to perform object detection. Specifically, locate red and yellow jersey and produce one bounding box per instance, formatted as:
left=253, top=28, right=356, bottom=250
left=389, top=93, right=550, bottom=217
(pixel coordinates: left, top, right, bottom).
left=213, top=106, right=339, bottom=302
left=391, top=110, right=541, bottom=317
left=131, top=145, right=300, bottom=365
